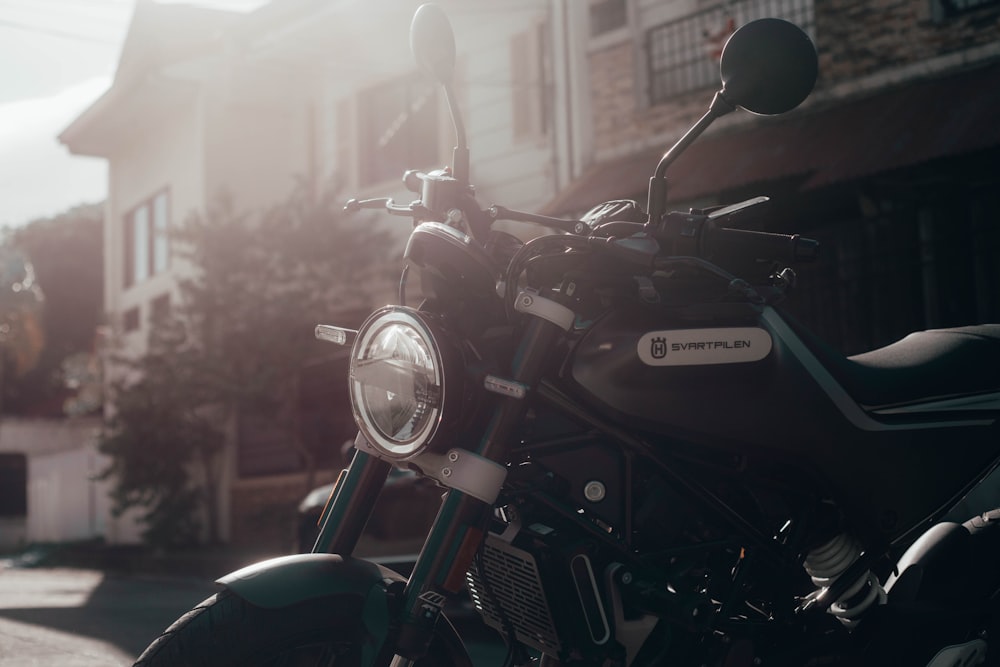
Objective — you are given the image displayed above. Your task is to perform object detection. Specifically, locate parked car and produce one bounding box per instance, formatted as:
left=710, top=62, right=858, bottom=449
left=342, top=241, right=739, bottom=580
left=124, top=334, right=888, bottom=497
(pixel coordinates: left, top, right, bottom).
left=297, top=466, right=442, bottom=553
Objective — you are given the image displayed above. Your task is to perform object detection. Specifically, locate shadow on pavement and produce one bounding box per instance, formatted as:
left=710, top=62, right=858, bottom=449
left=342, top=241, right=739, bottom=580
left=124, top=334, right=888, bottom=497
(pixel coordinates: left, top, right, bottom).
left=0, top=567, right=505, bottom=664
left=0, top=540, right=505, bottom=664
left=0, top=570, right=218, bottom=659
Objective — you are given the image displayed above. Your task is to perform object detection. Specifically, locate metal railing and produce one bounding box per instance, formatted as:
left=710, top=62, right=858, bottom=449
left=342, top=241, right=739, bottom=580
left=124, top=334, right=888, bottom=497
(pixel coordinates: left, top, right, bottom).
left=647, top=0, right=815, bottom=105
left=939, top=0, right=1000, bottom=16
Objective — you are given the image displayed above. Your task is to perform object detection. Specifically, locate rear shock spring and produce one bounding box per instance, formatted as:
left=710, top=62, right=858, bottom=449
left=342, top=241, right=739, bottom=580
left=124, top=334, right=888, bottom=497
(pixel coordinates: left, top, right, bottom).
left=803, top=533, right=886, bottom=628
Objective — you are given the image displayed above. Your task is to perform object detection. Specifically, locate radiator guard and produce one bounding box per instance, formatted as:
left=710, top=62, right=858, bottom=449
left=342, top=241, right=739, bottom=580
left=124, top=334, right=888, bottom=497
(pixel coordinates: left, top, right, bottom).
left=466, top=533, right=562, bottom=655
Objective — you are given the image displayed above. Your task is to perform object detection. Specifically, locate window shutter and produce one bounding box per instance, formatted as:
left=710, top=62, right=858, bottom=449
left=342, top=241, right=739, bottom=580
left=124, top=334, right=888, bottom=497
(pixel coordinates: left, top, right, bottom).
left=123, top=212, right=134, bottom=288
left=153, top=191, right=169, bottom=274
left=335, top=96, right=354, bottom=189
left=511, top=25, right=548, bottom=141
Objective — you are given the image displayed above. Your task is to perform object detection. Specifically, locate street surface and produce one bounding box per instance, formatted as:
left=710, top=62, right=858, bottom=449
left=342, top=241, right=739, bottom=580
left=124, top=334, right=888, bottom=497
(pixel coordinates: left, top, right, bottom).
left=0, top=567, right=216, bottom=666
left=0, top=566, right=504, bottom=666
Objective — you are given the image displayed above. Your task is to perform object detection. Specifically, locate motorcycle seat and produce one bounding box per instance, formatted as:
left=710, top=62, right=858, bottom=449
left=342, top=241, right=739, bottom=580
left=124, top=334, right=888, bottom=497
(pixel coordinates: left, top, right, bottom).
left=828, top=324, right=1000, bottom=409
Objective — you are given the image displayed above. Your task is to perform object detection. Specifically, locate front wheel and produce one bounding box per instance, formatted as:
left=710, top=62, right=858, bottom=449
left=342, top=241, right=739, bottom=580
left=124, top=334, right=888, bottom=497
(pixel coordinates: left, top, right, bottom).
left=134, top=589, right=470, bottom=667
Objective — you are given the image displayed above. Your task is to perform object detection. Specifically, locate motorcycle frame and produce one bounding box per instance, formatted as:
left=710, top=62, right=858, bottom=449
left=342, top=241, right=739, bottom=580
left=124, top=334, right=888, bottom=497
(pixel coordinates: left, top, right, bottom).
left=308, top=287, right=1000, bottom=663
left=293, top=13, right=998, bottom=660
left=163, top=11, right=1000, bottom=666
left=304, top=300, right=854, bottom=664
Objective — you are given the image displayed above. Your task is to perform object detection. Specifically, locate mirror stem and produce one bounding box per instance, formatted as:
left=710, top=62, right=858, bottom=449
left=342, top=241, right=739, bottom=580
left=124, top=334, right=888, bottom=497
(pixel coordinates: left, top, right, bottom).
left=646, top=90, right=736, bottom=226
left=654, top=90, right=735, bottom=180
left=443, top=83, right=469, bottom=185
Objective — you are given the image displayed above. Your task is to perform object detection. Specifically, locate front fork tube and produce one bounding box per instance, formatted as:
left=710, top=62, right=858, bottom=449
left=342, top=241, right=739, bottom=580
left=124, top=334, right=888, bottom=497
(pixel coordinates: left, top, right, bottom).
left=312, top=448, right=391, bottom=555
left=395, top=316, right=566, bottom=660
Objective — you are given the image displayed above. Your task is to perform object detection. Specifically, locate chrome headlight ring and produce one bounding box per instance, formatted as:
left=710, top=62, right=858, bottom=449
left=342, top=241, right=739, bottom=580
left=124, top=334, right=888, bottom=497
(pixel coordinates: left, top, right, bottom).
left=349, top=306, right=464, bottom=461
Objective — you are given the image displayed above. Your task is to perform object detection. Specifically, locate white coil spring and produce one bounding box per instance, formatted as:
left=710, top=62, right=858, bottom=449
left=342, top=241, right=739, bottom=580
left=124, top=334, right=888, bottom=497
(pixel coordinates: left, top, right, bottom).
left=803, top=533, right=887, bottom=628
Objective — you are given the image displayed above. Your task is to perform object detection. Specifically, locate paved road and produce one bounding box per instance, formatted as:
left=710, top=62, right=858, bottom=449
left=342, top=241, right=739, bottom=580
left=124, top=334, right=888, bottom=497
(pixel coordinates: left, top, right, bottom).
left=0, top=567, right=217, bottom=666
left=0, top=566, right=504, bottom=666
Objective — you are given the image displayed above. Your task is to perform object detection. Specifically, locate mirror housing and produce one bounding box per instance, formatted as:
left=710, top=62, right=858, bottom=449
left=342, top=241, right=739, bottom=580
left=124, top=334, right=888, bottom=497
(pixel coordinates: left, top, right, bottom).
left=720, top=18, right=818, bottom=115
left=647, top=17, right=817, bottom=227
left=410, top=4, right=469, bottom=185
left=410, top=3, right=456, bottom=84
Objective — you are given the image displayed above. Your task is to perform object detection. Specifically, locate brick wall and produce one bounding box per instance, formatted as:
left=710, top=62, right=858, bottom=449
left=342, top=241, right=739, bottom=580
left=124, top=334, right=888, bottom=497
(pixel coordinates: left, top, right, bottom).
left=588, top=0, right=1000, bottom=158
left=816, top=0, right=1000, bottom=83
left=588, top=40, right=708, bottom=156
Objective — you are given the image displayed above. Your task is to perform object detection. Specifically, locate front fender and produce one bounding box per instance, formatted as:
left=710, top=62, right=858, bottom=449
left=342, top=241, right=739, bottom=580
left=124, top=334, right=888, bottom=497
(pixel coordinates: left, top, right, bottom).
left=217, top=553, right=398, bottom=610
left=216, top=553, right=472, bottom=666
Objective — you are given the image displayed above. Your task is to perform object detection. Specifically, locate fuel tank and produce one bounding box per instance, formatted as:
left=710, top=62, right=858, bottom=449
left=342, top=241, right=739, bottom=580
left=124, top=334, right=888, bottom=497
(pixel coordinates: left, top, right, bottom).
left=565, top=300, right=1000, bottom=544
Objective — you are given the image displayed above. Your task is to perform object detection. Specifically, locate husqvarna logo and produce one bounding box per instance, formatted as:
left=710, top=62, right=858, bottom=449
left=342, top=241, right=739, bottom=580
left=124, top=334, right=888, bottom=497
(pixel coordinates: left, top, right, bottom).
left=650, top=337, right=668, bottom=359
left=638, top=327, right=773, bottom=366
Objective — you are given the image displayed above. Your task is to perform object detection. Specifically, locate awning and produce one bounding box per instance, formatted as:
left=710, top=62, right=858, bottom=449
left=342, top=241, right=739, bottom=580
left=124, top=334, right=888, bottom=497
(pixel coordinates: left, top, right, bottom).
left=543, top=61, right=1000, bottom=215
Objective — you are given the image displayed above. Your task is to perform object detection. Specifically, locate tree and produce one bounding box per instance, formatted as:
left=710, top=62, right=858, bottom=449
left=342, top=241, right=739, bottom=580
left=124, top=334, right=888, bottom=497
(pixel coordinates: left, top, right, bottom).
left=100, top=314, right=225, bottom=548
left=0, top=246, right=45, bottom=416
left=100, top=187, right=390, bottom=547
left=0, top=204, right=103, bottom=417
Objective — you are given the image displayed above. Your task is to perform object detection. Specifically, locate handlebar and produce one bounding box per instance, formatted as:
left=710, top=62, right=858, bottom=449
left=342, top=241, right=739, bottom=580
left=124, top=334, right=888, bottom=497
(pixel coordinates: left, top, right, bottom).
left=706, top=227, right=819, bottom=263
left=347, top=178, right=818, bottom=270
left=651, top=209, right=818, bottom=266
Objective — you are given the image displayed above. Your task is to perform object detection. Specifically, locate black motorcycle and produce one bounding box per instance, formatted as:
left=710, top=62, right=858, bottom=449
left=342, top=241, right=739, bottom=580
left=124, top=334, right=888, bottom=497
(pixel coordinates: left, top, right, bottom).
left=134, top=5, right=1000, bottom=666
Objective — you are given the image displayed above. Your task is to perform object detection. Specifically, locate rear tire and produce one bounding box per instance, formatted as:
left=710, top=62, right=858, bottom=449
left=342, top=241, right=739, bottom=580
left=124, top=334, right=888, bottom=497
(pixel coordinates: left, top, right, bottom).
left=134, top=589, right=469, bottom=667
left=965, top=507, right=1000, bottom=666
left=964, top=508, right=1000, bottom=601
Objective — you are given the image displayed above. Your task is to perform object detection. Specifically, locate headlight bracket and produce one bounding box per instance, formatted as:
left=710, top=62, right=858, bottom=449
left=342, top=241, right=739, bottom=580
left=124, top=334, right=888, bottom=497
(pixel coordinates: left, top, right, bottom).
left=354, top=436, right=507, bottom=504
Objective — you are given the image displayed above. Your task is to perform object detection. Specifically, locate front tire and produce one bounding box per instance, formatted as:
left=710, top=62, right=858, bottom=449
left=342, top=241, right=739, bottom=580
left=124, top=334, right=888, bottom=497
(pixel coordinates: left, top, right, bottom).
left=134, top=589, right=469, bottom=667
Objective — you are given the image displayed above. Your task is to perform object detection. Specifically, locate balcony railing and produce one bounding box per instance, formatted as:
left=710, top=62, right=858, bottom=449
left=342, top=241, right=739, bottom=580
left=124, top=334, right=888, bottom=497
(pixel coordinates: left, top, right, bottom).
left=939, top=0, right=1000, bottom=17
left=647, top=0, right=815, bottom=105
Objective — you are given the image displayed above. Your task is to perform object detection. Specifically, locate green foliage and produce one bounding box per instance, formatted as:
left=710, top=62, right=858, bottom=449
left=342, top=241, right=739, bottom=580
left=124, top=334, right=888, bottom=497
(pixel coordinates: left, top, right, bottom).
left=0, top=242, right=44, bottom=417
left=100, top=186, right=389, bottom=547
left=99, top=324, right=219, bottom=549
left=172, top=189, right=386, bottom=398
left=0, top=204, right=103, bottom=416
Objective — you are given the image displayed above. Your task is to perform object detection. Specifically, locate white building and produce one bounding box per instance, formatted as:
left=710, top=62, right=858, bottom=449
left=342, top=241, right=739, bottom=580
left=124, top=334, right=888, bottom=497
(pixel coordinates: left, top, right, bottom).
left=59, top=0, right=572, bottom=547
left=0, top=417, right=143, bottom=550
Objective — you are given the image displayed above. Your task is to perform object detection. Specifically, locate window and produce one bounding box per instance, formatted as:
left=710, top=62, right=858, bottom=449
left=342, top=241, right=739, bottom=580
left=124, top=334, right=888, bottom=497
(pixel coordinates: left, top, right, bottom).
left=358, top=77, right=440, bottom=187
left=590, top=0, right=628, bottom=37
left=510, top=22, right=552, bottom=142
left=647, top=0, right=815, bottom=105
left=0, top=454, right=27, bottom=518
left=124, top=189, right=170, bottom=288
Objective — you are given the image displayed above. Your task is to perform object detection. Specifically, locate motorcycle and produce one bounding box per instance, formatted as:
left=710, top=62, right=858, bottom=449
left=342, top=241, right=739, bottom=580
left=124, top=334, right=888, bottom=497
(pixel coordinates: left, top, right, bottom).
left=134, top=4, right=1000, bottom=666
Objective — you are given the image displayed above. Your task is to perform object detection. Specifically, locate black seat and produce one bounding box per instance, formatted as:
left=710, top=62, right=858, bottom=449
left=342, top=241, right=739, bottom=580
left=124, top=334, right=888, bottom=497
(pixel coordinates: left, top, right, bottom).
left=830, top=325, right=1000, bottom=408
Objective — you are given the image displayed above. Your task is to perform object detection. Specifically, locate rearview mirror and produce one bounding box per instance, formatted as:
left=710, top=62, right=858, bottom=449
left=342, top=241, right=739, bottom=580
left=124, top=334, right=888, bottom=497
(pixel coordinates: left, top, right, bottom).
left=720, top=18, right=818, bottom=115
left=410, top=3, right=456, bottom=85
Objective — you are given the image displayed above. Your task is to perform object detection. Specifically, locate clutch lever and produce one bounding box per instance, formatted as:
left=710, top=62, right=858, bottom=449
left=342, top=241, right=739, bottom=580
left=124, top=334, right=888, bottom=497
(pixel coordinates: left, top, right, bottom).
left=488, top=205, right=588, bottom=235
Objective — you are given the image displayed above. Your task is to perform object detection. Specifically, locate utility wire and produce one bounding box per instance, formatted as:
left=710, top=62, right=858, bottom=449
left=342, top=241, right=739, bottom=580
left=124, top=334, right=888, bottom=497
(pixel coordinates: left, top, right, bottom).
left=0, top=0, right=129, bottom=12
left=0, top=6, right=124, bottom=26
left=0, top=0, right=132, bottom=6
left=0, top=17, right=119, bottom=44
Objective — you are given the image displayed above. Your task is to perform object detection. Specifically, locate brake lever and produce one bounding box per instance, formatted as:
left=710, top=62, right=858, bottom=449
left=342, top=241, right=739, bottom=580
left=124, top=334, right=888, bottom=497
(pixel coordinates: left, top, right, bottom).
left=704, top=196, right=769, bottom=224
left=344, top=198, right=430, bottom=218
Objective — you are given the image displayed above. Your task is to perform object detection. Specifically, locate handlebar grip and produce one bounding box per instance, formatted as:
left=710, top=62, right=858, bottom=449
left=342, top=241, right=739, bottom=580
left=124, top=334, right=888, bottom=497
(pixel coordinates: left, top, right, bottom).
left=706, top=227, right=819, bottom=263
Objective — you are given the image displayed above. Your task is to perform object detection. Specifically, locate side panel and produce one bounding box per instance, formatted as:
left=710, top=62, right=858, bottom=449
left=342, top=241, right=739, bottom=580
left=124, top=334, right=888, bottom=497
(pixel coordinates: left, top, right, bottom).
left=567, top=303, right=1000, bottom=544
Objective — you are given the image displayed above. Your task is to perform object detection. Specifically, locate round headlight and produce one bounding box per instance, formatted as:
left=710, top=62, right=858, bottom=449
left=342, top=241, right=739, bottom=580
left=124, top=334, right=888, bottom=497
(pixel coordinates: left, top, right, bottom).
left=350, top=308, right=451, bottom=460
